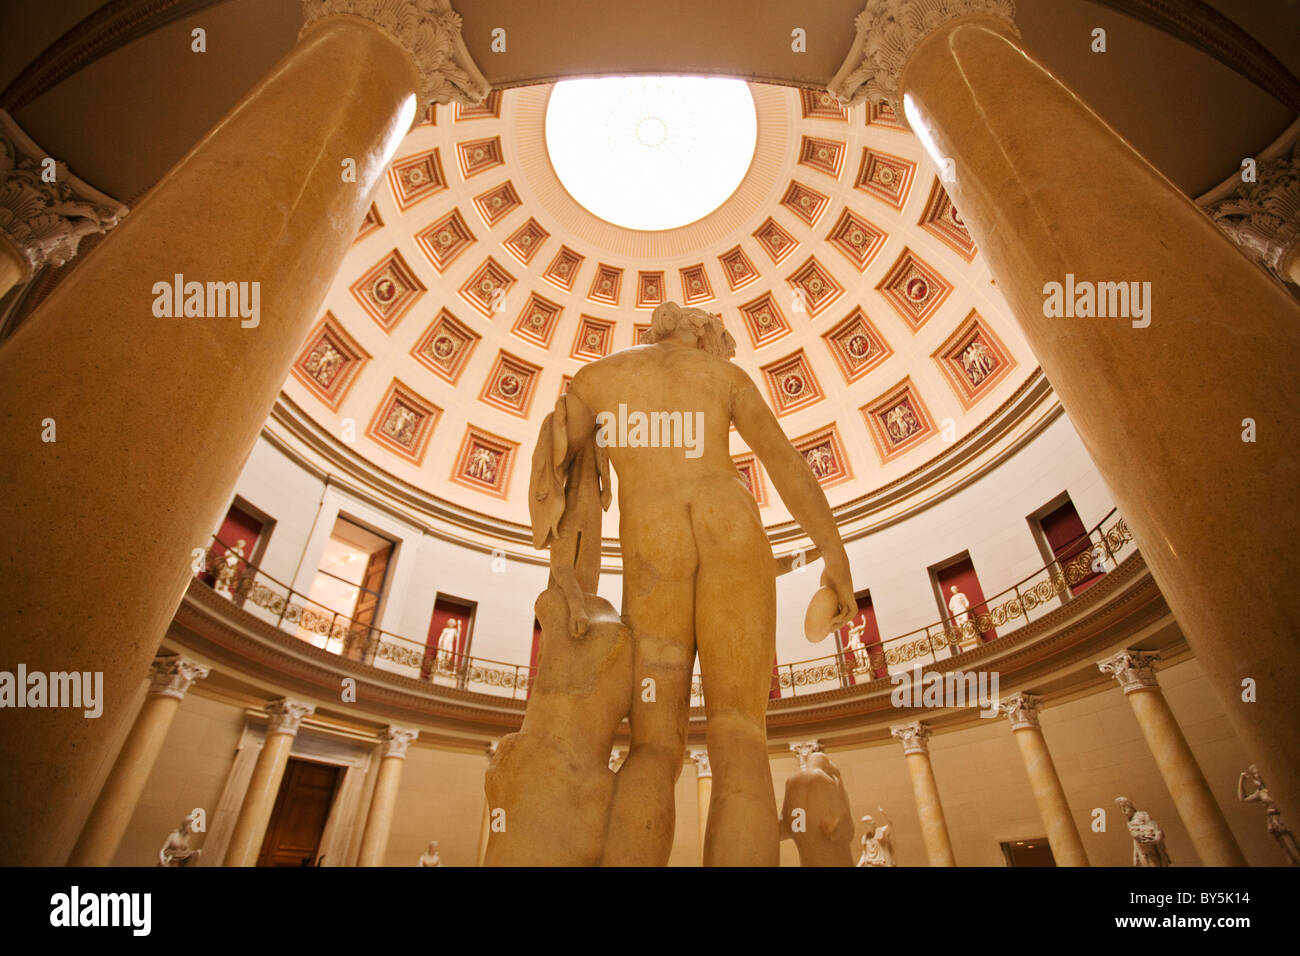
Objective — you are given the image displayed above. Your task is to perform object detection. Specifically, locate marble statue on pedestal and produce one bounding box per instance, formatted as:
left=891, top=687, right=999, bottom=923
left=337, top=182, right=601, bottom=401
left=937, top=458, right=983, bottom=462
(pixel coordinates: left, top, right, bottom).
left=947, top=586, right=971, bottom=626
left=1238, top=764, right=1300, bottom=864
left=213, top=539, right=246, bottom=597
left=1115, top=797, right=1171, bottom=866
left=779, top=751, right=855, bottom=866
left=857, top=808, right=896, bottom=867
left=435, top=618, right=460, bottom=671
left=157, top=809, right=203, bottom=867
left=417, top=840, right=443, bottom=867
left=485, top=302, right=855, bottom=867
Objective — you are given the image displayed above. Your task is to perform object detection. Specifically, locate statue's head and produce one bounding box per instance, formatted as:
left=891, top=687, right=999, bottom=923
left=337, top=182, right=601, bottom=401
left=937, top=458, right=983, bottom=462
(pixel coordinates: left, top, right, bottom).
left=1114, top=796, right=1134, bottom=817
left=950, top=585, right=958, bottom=594
left=861, top=813, right=874, bottom=830
left=646, top=302, right=737, bottom=359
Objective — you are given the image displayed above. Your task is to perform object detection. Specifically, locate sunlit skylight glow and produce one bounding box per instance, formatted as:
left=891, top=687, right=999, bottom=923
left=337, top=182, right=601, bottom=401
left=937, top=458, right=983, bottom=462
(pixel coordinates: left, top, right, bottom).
left=545, top=76, right=758, bottom=231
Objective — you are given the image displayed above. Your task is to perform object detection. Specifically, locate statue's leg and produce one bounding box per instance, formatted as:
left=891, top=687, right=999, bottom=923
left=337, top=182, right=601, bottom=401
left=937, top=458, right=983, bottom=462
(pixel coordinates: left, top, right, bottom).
left=600, top=518, right=695, bottom=867
left=693, top=488, right=779, bottom=866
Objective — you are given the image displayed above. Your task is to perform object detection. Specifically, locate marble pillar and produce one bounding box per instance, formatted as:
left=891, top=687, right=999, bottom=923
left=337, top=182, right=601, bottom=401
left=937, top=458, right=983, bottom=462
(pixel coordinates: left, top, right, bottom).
left=0, top=1, right=486, bottom=865
left=1097, top=650, right=1247, bottom=866
left=890, top=722, right=956, bottom=866
left=831, top=0, right=1300, bottom=828
left=355, top=726, right=418, bottom=866
left=1000, top=693, right=1089, bottom=866
left=223, top=698, right=315, bottom=867
left=0, top=109, right=127, bottom=299
left=690, top=748, right=712, bottom=866
left=67, top=655, right=209, bottom=866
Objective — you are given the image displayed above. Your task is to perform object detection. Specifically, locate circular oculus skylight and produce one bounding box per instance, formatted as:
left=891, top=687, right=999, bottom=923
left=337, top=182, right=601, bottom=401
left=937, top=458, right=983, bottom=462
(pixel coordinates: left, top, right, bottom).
left=545, top=76, right=758, bottom=231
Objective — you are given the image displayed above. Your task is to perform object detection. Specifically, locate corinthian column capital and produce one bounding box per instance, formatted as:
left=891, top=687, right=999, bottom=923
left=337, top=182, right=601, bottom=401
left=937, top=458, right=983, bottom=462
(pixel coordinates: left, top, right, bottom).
left=1204, top=141, right=1300, bottom=285
left=380, top=725, right=418, bottom=758
left=828, top=0, right=1019, bottom=110
left=891, top=721, right=931, bottom=755
left=265, top=697, right=315, bottom=736
left=1097, top=649, right=1162, bottom=694
left=147, top=654, right=210, bottom=700
left=689, top=748, right=712, bottom=778
left=0, top=110, right=128, bottom=281
left=300, top=0, right=489, bottom=110
left=999, top=692, right=1042, bottom=731
left=788, top=740, right=824, bottom=768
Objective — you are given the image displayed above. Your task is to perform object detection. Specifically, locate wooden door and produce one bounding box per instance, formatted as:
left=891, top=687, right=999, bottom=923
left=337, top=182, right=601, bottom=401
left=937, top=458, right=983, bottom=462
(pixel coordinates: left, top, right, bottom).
left=256, top=758, right=342, bottom=867
left=346, top=543, right=391, bottom=659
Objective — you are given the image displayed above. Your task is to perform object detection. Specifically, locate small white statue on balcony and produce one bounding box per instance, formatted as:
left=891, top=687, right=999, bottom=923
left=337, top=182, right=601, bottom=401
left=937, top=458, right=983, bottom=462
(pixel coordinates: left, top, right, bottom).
left=213, top=539, right=247, bottom=597
left=947, top=586, right=971, bottom=626
left=1238, top=764, right=1300, bottom=864
left=158, top=810, right=203, bottom=867
left=857, top=807, right=896, bottom=867
left=1115, top=797, right=1171, bottom=867
left=435, top=618, right=461, bottom=671
left=417, top=840, right=444, bottom=867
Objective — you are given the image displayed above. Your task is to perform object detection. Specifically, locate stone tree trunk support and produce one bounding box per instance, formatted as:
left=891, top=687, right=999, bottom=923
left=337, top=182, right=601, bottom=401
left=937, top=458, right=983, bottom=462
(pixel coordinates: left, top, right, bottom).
left=1098, top=650, right=1247, bottom=865
left=831, top=0, right=1300, bottom=828
left=891, top=722, right=956, bottom=866
left=224, top=698, right=315, bottom=867
left=0, top=0, right=486, bottom=865
left=1000, top=694, right=1089, bottom=866
left=67, top=655, right=210, bottom=866
left=355, top=726, right=418, bottom=866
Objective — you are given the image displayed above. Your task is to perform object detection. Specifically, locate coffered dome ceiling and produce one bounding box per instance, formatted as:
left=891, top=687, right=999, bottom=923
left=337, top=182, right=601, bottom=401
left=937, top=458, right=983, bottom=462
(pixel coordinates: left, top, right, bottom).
left=287, top=80, right=1037, bottom=529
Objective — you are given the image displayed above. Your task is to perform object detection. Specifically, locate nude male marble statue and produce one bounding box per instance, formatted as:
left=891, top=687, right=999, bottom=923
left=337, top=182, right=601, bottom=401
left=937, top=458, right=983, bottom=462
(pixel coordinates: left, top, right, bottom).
left=780, top=752, right=856, bottom=867
left=485, top=302, right=855, bottom=867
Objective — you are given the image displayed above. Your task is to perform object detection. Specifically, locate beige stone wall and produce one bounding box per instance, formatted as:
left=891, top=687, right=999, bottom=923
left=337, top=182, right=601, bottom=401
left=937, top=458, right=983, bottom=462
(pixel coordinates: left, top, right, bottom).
left=112, top=656, right=1279, bottom=866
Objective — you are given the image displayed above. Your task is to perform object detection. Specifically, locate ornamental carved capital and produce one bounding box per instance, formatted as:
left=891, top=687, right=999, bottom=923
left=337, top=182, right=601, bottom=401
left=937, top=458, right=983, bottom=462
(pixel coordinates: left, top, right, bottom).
left=265, top=697, right=315, bottom=736
left=788, top=740, right=824, bottom=768
left=147, top=655, right=210, bottom=700
left=890, top=721, right=931, bottom=755
left=1097, top=649, right=1161, bottom=695
left=999, top=692, right=1042, bottom=730
left=380, top=725, right=419, bottom=758
left=689, top=748, right=712, bottom=778
left=300, top=0, right=490, bottom=110
left=1204, top=142, right=1300, bottom=284
left=828, top=0, right=1019, bottom=111
left=0, top=110, right=128, bottom=280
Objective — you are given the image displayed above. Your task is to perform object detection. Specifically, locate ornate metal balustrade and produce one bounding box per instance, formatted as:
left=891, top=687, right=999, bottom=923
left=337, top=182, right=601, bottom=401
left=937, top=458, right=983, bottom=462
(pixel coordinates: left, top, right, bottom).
left=198, top=507, right=1134, bottom=706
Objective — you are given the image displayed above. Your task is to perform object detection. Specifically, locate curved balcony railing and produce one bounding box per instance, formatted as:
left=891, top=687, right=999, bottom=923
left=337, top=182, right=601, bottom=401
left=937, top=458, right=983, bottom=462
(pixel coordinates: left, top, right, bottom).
left=195, top=543, right=534, bottom=698
left=194, top=507, right=1135, bottom=705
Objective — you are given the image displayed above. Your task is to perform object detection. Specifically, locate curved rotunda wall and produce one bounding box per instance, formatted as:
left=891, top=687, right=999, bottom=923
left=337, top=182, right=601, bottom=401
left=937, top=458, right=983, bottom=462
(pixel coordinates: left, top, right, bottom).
left=224, top=400, right=1112, bottom=669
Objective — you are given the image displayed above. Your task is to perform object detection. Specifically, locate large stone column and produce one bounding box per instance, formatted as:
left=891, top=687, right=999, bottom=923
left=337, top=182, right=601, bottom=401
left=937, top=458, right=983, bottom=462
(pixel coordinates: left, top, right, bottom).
left=1097, top=650, right=1247, bottom=866
left=890, top=722, right=956, bottom=866
left=223, top=698, right=315, bottom=867
left=689, top=748, right=712, bottom=865
left=355, top=726, right=418, bottom=866
left=0, top=108, right=127, bottom=299
left=66, top=654, right=209, bottom=866
left=1000, top=693, right=1089, bottom=866
left=0, top=1, right=486, bottom=865
left=831, top=0, right=1300, bottom=827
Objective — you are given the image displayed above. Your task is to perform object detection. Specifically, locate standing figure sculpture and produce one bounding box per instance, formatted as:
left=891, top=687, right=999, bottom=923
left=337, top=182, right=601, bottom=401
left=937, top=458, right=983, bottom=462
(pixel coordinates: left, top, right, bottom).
left=779, top=751, right=856, bottom=867
left=1238, top=764, right=1300, bottom=864
left=1115, top=797, right=1171, bottom=867
left=213, top=539, right=246, bottom=597
left=857, top=807, right=896, bottom=867
left=417, top=840, right=444, bottom=867
left=485, top=302, right=854, bottom=867
left=947, top=586, right=971, bottom=627
left=157, top=809, right=203, bottom=867
left=435, top=618, right=461, bottom=673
